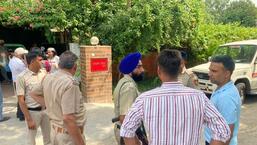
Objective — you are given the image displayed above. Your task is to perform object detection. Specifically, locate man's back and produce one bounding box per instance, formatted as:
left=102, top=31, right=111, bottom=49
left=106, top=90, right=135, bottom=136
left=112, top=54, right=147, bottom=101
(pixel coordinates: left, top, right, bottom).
left=121, top=82, right=230, bottom=145
left=41, top=70, right=86, bottom=127
left=143, top=83, right=204, bottom=144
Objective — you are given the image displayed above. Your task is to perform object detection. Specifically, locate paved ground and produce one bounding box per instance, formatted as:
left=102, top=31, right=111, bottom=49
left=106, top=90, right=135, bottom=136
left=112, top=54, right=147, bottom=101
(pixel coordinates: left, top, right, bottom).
left=1, top=83, right=257, bottom=145
left=0, top=83, right=116, bottom=145
left=238, top=95, right=257, bottom=145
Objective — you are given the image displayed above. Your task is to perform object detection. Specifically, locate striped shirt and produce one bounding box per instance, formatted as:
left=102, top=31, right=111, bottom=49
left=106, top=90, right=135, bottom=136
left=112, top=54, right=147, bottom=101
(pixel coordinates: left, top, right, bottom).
left=120, top=82, right=230, bottom=145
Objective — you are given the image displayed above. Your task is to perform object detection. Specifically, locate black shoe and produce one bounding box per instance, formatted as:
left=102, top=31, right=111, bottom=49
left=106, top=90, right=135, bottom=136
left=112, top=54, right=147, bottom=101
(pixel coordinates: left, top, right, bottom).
left=19, top=117, right=25, bottom=121
left=0, top=116, right=11, bottom=122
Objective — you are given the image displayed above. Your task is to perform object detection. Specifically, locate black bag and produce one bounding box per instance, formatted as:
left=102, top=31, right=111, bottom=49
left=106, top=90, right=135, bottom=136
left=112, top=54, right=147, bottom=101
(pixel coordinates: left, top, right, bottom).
left=135, top=125, right=148, bottom=145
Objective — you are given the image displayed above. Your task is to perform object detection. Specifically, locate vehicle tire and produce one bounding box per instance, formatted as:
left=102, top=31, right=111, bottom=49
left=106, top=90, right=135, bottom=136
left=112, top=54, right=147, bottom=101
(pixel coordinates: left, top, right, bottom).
left=236, top=83, right=246, bottom=104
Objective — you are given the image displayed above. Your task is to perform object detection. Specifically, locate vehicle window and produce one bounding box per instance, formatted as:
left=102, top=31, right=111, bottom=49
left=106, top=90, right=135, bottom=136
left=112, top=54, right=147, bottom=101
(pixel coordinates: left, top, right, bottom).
left=212, top=45, right=257, bottom=63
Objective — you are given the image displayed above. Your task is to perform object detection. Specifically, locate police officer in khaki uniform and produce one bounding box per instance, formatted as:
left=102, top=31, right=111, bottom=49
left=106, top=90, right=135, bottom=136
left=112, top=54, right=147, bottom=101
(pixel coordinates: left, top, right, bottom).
left=30, top=51, right=86, bottom=145
left=113, top=52, right=144, bottom=145
left=178, top=51, right=198, bottom=89
left=16, top=51, right=51, bottom=145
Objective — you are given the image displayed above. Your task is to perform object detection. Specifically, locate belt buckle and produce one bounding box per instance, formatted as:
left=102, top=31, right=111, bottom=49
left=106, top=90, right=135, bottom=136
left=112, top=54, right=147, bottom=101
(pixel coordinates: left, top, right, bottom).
left=52, top=125, right=83, bottom=134
left=52, top=125, right=68, bottom=134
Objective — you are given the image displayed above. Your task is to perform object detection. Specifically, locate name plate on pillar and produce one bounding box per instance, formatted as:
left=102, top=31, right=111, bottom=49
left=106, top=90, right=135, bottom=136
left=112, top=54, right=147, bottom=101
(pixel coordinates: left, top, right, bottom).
left=91, top=58, right=108, bottom=72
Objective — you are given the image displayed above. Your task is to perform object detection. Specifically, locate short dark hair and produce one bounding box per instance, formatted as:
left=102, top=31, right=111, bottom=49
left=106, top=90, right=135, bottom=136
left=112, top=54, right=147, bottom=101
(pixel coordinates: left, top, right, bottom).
left=26, top=51, right=41, bottom=65
left=180, top=51, right=188, bottom=60
left=211, top=55, right=235, bottom=73
left=157, top=49, right=182, bottom=77
left=59, top=51, right=78, bottom=69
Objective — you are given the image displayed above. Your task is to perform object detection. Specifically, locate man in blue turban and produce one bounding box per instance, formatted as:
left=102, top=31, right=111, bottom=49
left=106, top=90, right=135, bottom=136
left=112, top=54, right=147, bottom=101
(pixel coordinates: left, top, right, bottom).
left=113, top=52, right=145, bottom=145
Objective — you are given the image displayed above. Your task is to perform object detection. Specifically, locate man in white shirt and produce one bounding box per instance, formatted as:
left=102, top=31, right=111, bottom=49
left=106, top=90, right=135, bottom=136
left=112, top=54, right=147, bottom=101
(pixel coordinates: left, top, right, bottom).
left=9, top=47, right=28, bottom=121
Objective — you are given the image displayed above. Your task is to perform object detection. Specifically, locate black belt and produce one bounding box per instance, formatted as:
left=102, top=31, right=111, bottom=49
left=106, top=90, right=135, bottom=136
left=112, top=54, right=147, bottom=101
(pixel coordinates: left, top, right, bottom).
left=28, top=107, right=42, bottom=111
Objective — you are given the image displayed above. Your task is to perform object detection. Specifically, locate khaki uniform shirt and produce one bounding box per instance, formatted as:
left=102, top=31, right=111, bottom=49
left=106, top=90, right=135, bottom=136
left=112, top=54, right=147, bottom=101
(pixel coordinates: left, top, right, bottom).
left=16, top=68, right=46, bottom=108
left=178, top=67, right=198, bottom=89
left=32, top=70, right=86, bottom=127
left=113, top=75, right=139, bottom=118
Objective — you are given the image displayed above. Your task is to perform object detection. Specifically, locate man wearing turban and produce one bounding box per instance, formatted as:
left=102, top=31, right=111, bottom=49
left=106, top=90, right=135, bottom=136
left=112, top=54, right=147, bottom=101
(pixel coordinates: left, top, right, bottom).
left=113, top=52, right=145, bottom=145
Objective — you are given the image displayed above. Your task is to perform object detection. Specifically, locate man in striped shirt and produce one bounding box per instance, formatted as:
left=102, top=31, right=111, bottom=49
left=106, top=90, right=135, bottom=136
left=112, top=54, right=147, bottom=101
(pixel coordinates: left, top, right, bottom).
left=120, top=49, right=231, bottom=145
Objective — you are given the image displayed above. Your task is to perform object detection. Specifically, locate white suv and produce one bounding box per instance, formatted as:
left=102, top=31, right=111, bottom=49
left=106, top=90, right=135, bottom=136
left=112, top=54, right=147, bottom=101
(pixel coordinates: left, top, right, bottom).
left=191, top=40, right=257, bottom=103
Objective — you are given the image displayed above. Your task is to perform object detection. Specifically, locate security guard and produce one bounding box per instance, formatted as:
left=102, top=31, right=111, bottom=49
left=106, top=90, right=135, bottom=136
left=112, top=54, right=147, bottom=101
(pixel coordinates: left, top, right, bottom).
left=178, top=51, right=198, bottom=89
left=30, top=51, right=86, bottom=145
left=16, top=51, right=51, bottom=145
left=113, top=52, right=144, bottom=145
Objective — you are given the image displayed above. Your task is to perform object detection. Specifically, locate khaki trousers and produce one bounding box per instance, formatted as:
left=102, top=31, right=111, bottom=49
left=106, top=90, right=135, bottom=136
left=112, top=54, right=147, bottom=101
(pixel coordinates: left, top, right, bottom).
left=26, top=110, right=51, bottom=145
left=114, top=124, right=122, bottom=145
left=50, top=124, right=85, bottom=145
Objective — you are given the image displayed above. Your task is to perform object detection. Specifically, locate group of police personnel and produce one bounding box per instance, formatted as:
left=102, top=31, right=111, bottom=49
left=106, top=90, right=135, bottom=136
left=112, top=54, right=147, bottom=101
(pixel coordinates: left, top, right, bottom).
left=17, top=48, right=197, bottom=145
left=3, top=46, right=239, bottom=145
left=15, top=50, right=86, bottom=145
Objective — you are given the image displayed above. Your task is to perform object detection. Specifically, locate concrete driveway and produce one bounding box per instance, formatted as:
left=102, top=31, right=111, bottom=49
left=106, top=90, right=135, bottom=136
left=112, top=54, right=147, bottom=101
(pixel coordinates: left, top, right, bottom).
left=0, top=83, right=116, bottom=145
left=1, top=83, right=257, bottom=145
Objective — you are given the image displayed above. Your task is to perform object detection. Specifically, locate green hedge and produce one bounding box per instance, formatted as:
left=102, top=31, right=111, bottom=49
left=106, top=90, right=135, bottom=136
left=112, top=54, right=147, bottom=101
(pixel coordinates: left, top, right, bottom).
left=2, top=0, right=257, bottom=66
left=190, top=23, right=257, bottom=65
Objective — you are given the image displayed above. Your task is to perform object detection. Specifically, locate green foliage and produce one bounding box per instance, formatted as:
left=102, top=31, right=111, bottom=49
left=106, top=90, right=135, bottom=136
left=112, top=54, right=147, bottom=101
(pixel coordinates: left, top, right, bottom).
left=0, top=0, right=205, bottom=62
left=0, top=0, right=65, bottom=28
left=137, top=77, right=161, bottom=92
left=205, top=0, right=230, bottom=23
left=2, top=0, right=257, bottom=67
left=87, top=0, right=204, bottom=62
left=192, top=23, right=257, bottom=64
left=0, top=0, right=92, bottom=42
left=221, top=0, right=257, bottom=27
left=205, top=0, right=257, bottom=27
left=112, top=76, right=160, bottom=92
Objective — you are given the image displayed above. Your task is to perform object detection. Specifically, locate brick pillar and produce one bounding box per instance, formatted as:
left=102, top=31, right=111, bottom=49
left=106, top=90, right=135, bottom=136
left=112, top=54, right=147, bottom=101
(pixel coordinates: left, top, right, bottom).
left=80, top=45, right=112, bottom=103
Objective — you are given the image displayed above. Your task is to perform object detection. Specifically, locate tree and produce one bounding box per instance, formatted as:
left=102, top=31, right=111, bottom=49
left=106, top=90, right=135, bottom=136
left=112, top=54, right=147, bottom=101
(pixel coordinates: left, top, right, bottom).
left=89, top=0, right=205, bottom=61
left=205, top=0, right=230, bottom=23
left=221, top=0, right=257, bottom=27
left=0, top=0, right=92, bottom=43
